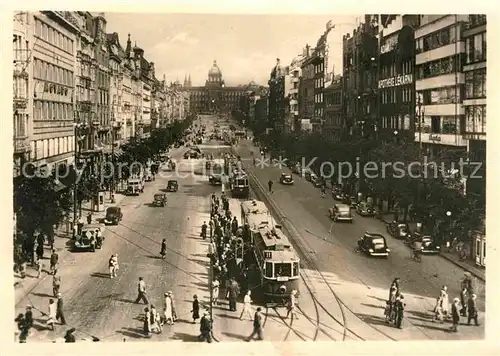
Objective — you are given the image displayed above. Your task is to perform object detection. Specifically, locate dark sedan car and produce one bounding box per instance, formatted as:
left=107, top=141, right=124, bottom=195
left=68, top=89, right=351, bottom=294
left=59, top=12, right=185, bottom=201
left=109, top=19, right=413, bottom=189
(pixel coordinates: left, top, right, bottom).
left=104, top=207, right=123, bottom=225
left=279, top=173, right=294, bottom=185
left=387, top=221, right=411, bottom=240
left=331, top=187, right=345, bottom=201
left=311, top=175, right=323, bottom=187
left=356, top=201, right=374, bottom=217
left=410, top=233, right=441, bottom=254
left=166, top=180, right=179, bottom=192
left=357, top=232, right=390, bottom=257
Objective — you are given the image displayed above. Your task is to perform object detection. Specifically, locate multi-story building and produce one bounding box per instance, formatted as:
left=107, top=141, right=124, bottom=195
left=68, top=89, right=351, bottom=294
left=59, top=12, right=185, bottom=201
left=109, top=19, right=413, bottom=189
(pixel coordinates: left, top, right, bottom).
left=378, top=15, right=419, bottom=141
left=188, top=61, right=247, bottom=114
left=31, top=11, right=79, bottom=172
left=462, top=14, right=486, bottom=204
left=414, top=15, right=470, bottom=157
left=13, top=12, right=32, bottom=177
left=254, top=94, right=269, bottom=131
left=286, top=56, right=302, bottom=133
left=106, top=32, right=125, bottom=143
left=323, top=75, right=343, bottom=140
left=140, top=58, right=154, bottom=137
left=300, top=45, right=318, bottom=132
left=268, top=58, right=290, bottom=133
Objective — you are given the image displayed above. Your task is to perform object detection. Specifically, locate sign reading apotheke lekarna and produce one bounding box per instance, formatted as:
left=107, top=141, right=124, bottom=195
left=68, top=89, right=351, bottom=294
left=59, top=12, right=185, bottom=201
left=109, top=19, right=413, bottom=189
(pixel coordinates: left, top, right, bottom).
left=378, top=74, right=413, bottom=89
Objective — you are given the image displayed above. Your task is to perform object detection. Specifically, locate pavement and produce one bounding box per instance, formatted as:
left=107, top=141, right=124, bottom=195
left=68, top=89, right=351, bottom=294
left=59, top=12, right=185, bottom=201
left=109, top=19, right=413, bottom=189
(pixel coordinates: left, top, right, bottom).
left=228, top=137, right=485, bottom=340
left=14, top=145, right=219, bottom=342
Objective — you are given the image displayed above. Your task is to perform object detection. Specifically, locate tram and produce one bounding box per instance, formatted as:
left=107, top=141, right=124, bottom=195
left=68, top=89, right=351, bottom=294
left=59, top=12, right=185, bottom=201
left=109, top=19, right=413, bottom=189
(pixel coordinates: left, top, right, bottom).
left=230, top=171, right=249, bottom=198
left=240, top=200, right=300, bottom=302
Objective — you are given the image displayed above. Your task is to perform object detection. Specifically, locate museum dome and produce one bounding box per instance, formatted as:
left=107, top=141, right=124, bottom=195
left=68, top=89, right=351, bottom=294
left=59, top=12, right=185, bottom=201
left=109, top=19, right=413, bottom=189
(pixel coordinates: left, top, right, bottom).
left=208, top=60, right=222, bottom=77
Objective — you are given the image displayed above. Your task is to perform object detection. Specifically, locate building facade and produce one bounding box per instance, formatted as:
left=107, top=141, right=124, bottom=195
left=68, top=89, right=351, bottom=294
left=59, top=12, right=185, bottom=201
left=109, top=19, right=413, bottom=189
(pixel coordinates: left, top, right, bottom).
left=13, top=12, right=32, bottom=177
left=286, top=56, right=302, bottom=132
left=323, top=75, right=343, bottom=140
left=31, top=11, right=79, bottom=172
left=414, top=15, right=469, bottom=156
left=300, top=45, right=319, bottom=132
left=268, top=58, right=290, bottom=133
left=106, top=32, right=125, bottom=143
left=378, top=15, right=419, bottom=141
left=462, top=14, right=486, bottom=203
left=188, top=61, right=247, bottom=114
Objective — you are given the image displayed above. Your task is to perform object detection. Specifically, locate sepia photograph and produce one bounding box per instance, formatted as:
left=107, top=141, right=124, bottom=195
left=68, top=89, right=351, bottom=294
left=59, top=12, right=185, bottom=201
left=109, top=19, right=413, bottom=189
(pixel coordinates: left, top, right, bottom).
left=9, top=6, right=492, bottom=349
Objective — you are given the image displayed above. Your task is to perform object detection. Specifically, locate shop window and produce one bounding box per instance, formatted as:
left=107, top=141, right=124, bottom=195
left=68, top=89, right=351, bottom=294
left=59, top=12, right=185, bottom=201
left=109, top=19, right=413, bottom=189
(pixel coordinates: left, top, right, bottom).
left=431, top=116, right=441, bottom=133
left=442, top=116, right=457, bottom=134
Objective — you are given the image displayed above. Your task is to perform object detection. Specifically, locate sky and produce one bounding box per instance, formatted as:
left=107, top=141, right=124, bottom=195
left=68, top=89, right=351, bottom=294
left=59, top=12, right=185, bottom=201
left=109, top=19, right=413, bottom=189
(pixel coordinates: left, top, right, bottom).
left=105, top=13, right=360, bottom=87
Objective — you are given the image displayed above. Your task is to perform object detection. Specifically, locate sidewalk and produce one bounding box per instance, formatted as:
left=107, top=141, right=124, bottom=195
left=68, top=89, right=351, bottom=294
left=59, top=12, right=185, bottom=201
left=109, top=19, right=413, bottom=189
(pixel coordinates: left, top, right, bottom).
left=14, top=191, right=128, bottom=306
left=377, top=212, right=485, bottom=282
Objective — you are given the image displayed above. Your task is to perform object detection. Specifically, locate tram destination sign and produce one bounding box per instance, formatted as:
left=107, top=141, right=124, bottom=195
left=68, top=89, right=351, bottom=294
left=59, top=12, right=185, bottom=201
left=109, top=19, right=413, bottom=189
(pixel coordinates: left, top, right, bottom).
left=378, top=74, right=413, bottom=89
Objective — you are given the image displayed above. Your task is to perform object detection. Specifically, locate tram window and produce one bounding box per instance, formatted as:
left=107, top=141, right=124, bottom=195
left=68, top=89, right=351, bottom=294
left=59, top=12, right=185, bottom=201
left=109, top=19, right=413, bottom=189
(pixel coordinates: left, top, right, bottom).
left=237, top=179, right=245, bottom=186
left=293, top=262, right=299, bottom=276
left=274, top=263, right=292, bottom=277
left=265, top=262, right=273, bottom=278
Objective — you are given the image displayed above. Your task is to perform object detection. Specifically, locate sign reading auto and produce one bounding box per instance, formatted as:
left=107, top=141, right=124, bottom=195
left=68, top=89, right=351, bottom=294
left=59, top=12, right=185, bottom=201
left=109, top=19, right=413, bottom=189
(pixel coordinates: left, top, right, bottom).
left=378, top=74, right=413, bottom=89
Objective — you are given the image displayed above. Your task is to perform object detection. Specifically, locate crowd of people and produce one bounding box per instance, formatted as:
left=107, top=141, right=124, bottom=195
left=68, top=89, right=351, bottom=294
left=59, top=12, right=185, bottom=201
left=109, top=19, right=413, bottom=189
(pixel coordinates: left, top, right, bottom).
left=384, top=273, right=479, bottom=332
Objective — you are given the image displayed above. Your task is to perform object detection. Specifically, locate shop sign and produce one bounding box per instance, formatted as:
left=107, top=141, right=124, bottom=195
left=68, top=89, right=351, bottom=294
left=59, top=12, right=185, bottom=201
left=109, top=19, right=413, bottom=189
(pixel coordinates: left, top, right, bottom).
left=378, top=74, right=413, bottom=89
left=429, top=134, right=441, bottom=142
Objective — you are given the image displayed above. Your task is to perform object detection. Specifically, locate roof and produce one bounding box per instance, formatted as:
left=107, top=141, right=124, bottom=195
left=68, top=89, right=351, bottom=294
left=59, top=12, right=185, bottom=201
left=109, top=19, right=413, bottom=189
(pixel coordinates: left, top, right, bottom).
left=256, top=225, right=291, bottom=249
left=241, top=200, right=268, bottom=216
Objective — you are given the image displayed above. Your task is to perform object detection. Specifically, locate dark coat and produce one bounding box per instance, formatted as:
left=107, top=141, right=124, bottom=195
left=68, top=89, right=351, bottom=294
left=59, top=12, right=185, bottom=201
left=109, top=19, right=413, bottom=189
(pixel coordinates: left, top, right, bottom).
left=467, top=298, right=477, bottom=316
left=253, top=311, right=263, bottom=328
left=200, top=315, right=211, bottom=333
left=451, top=303, right=460, bottom=322
left=57, top=298, right=64, bottom=311
left=192, top=299, right=200, bottom=319
left=228, top=281, right=240, bottom=299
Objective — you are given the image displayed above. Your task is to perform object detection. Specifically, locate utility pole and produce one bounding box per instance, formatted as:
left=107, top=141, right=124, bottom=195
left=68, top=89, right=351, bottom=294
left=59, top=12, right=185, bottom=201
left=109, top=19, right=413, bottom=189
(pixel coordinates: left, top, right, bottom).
left=73, top=118, right=80, bottom=237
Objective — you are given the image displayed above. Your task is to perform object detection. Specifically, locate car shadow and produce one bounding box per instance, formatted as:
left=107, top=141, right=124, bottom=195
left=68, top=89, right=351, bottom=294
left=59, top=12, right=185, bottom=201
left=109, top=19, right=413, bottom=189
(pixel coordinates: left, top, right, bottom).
left=145, top=255, right=162, bottom=259
left=215, top=313, right=240, bottom=320
left=221, top=331, right=248, bottom=341
left=90, top=272, right=110, bottom=279
left=116, top=327, right=146, bottom=339
left=117, top=298, right=137, bottom=304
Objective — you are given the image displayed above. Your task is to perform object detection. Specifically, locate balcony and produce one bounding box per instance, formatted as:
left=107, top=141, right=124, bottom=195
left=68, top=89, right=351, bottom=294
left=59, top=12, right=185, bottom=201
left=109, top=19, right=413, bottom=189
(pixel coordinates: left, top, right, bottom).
left=416, top=73, right=465, bottom=91
left=414, top=132, right=467, bottom=146
left=14, top=136, right=30, bottom=154
left=416, top=42, right=465, bottom=65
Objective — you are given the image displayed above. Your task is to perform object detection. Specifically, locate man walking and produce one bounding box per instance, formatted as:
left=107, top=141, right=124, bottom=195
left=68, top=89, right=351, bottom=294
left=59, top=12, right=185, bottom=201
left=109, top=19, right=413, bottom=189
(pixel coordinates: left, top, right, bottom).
left=268, top=179, right=273, bottom=193
left=227, top=278, right=240, bottom=312
left=109, top=254, right=117, bottom=278
left=240, top=291, right=253, bottom=320
left=56, top=293, right=66, bottom=325
left=199, top=311, right=212, bottom=343
left=50, top=249, right=59, bottom=275
left=451, top=297, right=460, bottom=332
left=467, top=294, right=480, bottom=326
left=247, top=307, right=264, bottom=341
left=135, top=277, right=149, bottom=305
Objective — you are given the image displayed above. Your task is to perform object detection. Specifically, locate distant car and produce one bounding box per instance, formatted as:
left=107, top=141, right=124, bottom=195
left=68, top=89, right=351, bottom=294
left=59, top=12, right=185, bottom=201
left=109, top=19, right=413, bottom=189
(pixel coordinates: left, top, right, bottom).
left=189, top=151, right=200, bottom=159
left=304, top=170, right=313, bottom=181
left=328, top=203, right=353, bottom=223
left=387, top=221, right=411, bottom=240
left=357, top=232, right=390, bottom=257
left=166, top=180, right=179, bottom=192
left=356, top=201, right=374, bottom=217
left=343, top=195, right=358, bottom=208
left=286, top=160, right=297, bottom=170
left=291, top=163, right=301, bottom=174
left=311, top=175, right=323, bottom=187
left=410, top=232, right=441, bottom=254
left=331, top=187, right=345, bottom=201
left=153, top=193, right=167, bottom=207
left=104, top=207, right=123, bottom=225
left=279, top=172, right=294, bottom=185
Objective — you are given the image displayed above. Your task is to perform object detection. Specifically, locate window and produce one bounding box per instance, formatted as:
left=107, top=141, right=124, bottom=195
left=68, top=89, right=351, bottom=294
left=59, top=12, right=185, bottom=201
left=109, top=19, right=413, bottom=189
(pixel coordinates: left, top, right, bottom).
left=293, top=262, right=299, bottom=276
left=431, top=116, right=441, bottom=133
left=417, top=55, right=457, bottom=79
left=425, top=86, right=460, bottom=104
left=468, top=15, right=487, bottom=28
left=42, top=23, right=47, bottom=40
left=469, top=68, right=487, bottom=98
left=48, top=102, right=53, bottom=119
left=465, top=71, right=474, bottom=98
left=466, top=33, right=486, bottom=64
left=265, top=262, right=273, bottom=278
left=48, top=27, right=53, bottom=44
left=42, top=101, right=47, bottom=120
left=442, top=116, right=457, bottom=134
left=35, top=19, right=41, bottom=36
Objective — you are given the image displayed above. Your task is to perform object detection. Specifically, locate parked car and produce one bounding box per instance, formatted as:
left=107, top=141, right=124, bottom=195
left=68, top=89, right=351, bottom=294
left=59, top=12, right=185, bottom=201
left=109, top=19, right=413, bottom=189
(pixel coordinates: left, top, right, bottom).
left=311, top=175, right=323, bottom=187
left=331, top=187, right=345, bottom=201
left=153, top=193, right=167, bottom=207
left=104, top=207, right=123, bottom=225
left=387, top=221, right=411, bottom=240
left=286, top=160, right=297, bottom=170
left=409, top=232, right=441, bottom=254
left=74, top=224, right=103, bottom=252
left=356, top=201, right=374, bottom=217
left=328, top=203, right=353, bottom=223
left=292, top=163, right=301, bottom=174
left=304, top=169, right=313, bottom=181
left=357, top=232, right=390, bottom=257
left=342, top=195, right=358, bottom=208
left=279, top=172, right=294, bottom=185
left=166, top=180, right=179, bottom=192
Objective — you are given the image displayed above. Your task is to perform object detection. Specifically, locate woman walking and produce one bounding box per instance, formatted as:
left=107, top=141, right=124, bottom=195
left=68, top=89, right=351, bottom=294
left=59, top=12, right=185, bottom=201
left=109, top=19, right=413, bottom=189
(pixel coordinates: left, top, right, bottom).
left=46, top=299, right=57, bottom=331
left=143, top=307, right=152, bottom=338
left=440, top=286, right=450, bottom=318
left=160, top=239, right=167, bottom=259
left=191, top=295, right=200, bottom=324
left=163, top=293, right=173, bottom=325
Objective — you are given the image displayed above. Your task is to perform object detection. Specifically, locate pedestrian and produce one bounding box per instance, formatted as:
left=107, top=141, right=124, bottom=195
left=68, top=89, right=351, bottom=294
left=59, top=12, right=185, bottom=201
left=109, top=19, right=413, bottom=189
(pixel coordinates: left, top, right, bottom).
left=160, top=239, right=167, bottom=259
left=440, top=286, right=450, bottom=318
left=231, top=217, right=238, bottom=235
left=143, top=307, right=152, bottom=338
left=36, top=242, right=44, bottom=261
left=247, top=307, right=264, bottom=341
left=50, top=249, right=59, bottom=275
left=240, top=290, right=253, bottom=320
left=52, top=272, right=61, bottom=297
left=36, top=258, right=43, bottom=278
left=201, top=221, right=208, bottom=240
left=56, top=293, right=66, bottom=325
left=228, top=278, right=240, bottom=312
left=114, top=253, right=119, bottom=274
left=467, top=294, right=480, bottom=326
left=109, top=254, right=117, bottom=278
left=390, top=277, right=400, bottom=298
left=77, top=217, right=84, bottom=236
left=24, top=305, right=34, bottom=331
left=451, top=298, right=460, bottom=332
left=460, top=287, right=468, bottom=316
left=199, top=310, right=212, bottom=343
left=212, top=279, right=220, bottom=306
left=285, top=290, right=299, bottom=320
left=15, top=313, right=27, bottom=343
left=135, top=277, right=149, bottom=305
left=384, top=301, right=392, bottom=323
left=64, top=328, right=76, bottom=342
left=46, top=299, right=57, bottom=331
left=150, top=305, right=162, bottom=333
left=169, top=292, right=178, bottom=322
left=394, top=294, right=405, bottom=329
left=95, top=228, right=103, bottom=248
left=191, top=295, right=200, bottom=324
left=268, top=179, right=273, bottom=193
left=19, top=258, right=27, bottom=279
left=87, top=212, right=92, bottom=224
left=163, top=292, right=173, bottom=325
left=433, top=296, right=444, bottom=323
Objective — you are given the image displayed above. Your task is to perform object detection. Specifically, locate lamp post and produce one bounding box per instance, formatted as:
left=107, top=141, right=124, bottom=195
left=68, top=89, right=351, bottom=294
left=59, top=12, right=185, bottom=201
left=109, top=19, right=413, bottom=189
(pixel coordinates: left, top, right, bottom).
left=446, top=210, right=452, bottom=240
left=415, top=94, right=425, bottom=225
left=73, top=120, right=84, bottom=236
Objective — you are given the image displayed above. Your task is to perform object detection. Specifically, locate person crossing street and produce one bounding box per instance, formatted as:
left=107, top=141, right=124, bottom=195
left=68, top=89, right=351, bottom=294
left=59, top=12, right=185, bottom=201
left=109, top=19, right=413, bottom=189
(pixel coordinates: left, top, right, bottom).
left=239, top=291, right=253, bottom=320
left=135, top=277, right=149, bottom=305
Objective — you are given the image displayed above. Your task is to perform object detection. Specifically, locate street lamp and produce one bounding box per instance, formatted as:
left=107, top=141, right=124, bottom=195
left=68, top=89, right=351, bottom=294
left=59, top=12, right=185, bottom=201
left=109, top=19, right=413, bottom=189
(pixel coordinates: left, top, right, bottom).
left=446, top=210, right=452, bottom=242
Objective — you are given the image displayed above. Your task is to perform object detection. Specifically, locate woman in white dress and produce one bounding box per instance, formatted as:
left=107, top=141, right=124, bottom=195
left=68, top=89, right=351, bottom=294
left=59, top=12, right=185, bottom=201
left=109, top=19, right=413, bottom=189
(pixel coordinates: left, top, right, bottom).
left=440, top=286, right=450, bottom=317
left=163, top=293, right=173, bottom=325
left=46, top=299, right=57, bottom=331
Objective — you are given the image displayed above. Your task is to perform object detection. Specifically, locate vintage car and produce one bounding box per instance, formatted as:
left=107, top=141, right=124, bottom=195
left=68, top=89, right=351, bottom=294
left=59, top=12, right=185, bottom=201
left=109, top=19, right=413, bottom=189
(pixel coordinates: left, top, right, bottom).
left=342, top=195, right=358, bottom=208
left=74, top=224, right=104, bottom=252
left=286, top=160, right=297, bottom=170
left=408, top=232, right=441, bottom=254
left=328, top=203, right=353, bottom=223
left=356, top=201, right=374, bottom=217
left=209, top=171, right=223, bottom=185
left=126, top=178, right=144, bottom=195
left=304, top=169, right=314, bottom=181
left=357, top=232, right=390, bottom=257
left=104, top=207, right=123, bottom=225
left=387, top=221, right=411, bottom=239
left=311, top=175, right=323, bottom=187
left=331, top=187, right=345, bottom=201
left=153, top=193, right=167, bottom=207
left=166, top=180, right=179, bottom=192
left=279, top=172, right=294, bottom=185
left=291, top=163, right=301, bottom=174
